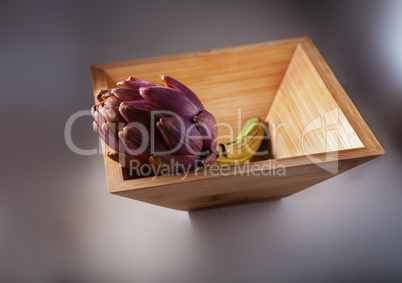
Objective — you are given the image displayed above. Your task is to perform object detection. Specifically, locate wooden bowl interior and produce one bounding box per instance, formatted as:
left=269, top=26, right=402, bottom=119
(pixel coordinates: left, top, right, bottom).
left=103, top=42, right=363, bottom=165
left=267, top=45, right=364, bottom=159
left=103, top=44, right=296, bottom=146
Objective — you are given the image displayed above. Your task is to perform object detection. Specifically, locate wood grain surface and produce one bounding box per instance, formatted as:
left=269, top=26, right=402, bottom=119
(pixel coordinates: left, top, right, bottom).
left=91, top=37, right=384, bottom=211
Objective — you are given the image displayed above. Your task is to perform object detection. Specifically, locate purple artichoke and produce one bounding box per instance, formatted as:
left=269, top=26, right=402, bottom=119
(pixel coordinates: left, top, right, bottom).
left=92, top=75, right=218, bottom=175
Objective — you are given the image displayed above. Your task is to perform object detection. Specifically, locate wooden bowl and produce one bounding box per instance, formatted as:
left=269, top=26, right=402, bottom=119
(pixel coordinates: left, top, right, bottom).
left=91, top=37, right=384, bottom=211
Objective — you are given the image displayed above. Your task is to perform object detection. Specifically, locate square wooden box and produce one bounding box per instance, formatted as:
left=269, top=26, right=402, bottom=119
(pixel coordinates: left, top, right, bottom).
left=91, top=37, right=384, bottom=211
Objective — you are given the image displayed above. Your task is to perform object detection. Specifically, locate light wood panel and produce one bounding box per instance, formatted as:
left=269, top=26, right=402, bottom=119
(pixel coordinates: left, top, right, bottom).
left=267, top=45, right=364, bottom=159
left=91, top=37, right=384, bottom=211
left=113, top=154, right=378, bottom=211
left=299, top=38, right=384, bottom=154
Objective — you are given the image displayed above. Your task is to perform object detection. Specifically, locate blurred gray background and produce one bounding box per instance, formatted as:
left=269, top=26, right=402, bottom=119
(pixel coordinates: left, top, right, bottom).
left=1, top=0, right=401, bottom=282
